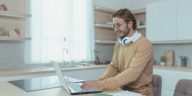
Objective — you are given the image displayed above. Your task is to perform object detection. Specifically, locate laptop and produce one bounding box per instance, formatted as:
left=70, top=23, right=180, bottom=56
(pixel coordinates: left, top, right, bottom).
left=52, top=61, right=102, bottom=95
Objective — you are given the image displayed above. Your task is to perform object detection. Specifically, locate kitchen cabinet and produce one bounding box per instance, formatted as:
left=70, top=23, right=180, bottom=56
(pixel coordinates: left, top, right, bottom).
left=147, top=0, right=192, bottom=42
left=146, top=0, right=177, bottom=41
left=177, top=0, right=192, bottom=40
left=154, top=68, right=192, bottom=96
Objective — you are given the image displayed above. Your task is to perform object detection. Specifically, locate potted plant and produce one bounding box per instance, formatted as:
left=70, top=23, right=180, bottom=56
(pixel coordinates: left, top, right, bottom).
left=160, top=56, right=167, bottom=66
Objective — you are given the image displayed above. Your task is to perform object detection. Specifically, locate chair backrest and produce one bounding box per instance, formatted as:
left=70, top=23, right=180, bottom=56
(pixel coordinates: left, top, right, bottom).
left=152, top=74, right=162, bottom=96
left=173, top=79, right=192, bottom=96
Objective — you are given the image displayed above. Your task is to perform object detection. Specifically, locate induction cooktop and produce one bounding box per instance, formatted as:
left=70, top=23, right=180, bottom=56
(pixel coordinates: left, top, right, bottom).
left=9, top=76, right=61, bottom=92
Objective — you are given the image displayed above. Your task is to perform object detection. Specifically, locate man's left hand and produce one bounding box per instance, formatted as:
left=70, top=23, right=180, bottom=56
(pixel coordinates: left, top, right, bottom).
left=81, top=80, right=103, bottom=90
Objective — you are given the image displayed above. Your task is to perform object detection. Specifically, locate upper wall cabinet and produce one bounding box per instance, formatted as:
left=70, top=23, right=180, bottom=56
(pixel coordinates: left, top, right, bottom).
left=177, top=0, right=192, bottom=40
left=147, top=0, right=192, bottom=42
left=146, top=0, right=177, bottom=41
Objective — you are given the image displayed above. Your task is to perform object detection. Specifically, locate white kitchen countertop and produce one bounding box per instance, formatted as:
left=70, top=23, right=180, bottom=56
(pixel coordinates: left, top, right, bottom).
left=0, top=64, right=191, bottom=96
left=0, top=64, right=108, bottom=81
left=0, top=81, right=142, bottom=96
left=0, top=81, right=30, bottom=96
left=0, top=64, right=108, bottom=76
left=0, top=81, right=73, bottom=96
left=154, top=65, right=192, bottom=72
left=1, top=64, right=192, bottom=81
left=0, top=64, right=108, bottom=96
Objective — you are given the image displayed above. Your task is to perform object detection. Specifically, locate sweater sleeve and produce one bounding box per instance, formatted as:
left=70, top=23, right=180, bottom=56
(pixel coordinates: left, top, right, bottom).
left=99, top=43, right=119, bottom=80
left=98, top=40, right=153, bottom=90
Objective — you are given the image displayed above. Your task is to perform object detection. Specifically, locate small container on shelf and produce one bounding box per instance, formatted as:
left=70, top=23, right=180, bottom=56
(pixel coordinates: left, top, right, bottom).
left=8, top=28, right=21, bottom=37
left=0, top=4, right=8, bottom=11
left=165, top=49, right=175, bottom=66
left=95, top=56, right=100, bottom=65
left=0, top=27, right=9, bottom=36
left=139, top=20, right=145, bottom=26
left=177, top=56, right=187, bottom=67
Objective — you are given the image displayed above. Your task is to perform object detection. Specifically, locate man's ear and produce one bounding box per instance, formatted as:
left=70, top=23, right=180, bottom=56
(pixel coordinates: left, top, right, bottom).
left=127, top=21, right=133, bottom=28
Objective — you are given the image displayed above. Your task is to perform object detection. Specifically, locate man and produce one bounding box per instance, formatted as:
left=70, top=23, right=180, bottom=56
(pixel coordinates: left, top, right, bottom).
left=82, top=8, right=154, bottom=96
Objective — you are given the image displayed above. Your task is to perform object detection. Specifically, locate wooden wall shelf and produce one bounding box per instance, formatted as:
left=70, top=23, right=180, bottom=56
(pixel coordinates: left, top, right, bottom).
left=0, top=36, right=31, bottom=41
left=0, top=11, right=31, bottom=19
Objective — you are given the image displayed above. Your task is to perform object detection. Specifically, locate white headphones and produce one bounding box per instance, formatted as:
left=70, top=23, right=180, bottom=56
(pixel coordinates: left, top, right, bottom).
left=118, top=31, right=141, bottom=46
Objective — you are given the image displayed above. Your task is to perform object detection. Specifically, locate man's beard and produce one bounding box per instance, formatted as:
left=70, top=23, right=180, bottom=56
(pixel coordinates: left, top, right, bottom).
left=120, top=28, right=130, bottom=39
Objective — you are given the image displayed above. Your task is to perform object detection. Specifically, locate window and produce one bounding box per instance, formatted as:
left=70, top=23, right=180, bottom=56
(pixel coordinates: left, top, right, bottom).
left=28, top=0, right=94, bottom=64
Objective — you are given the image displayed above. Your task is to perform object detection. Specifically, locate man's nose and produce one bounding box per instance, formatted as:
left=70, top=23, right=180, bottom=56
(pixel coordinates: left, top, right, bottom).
left=114, top=27, right=119, bottom=32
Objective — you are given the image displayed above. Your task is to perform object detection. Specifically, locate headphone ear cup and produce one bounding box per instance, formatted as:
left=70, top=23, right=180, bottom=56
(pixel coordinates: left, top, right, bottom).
left=121, top=37, right=130, bottom=46
left=117, top=32, right=141, bottom=46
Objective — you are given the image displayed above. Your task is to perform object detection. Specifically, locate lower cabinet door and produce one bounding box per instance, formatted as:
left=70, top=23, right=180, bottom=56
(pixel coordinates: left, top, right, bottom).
left=162, top=90, right=174, bottom=96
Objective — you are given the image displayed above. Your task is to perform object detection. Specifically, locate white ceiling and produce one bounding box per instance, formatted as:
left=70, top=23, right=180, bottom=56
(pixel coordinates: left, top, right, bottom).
left=94, top=0, right=161, bottom=10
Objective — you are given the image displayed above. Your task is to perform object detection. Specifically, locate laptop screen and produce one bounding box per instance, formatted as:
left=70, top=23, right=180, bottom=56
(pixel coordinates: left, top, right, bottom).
left=52, top=61, right=102, bottom=95
left=52, top=61, right=71, bottom=94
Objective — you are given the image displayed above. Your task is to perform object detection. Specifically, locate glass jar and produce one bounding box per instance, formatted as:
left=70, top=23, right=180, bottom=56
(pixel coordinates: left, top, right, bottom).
left=177, top=56, right=187, bottom=66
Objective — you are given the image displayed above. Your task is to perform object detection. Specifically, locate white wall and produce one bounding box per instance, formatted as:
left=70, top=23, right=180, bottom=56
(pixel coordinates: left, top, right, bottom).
left=0, top=42, right=26, bottom=70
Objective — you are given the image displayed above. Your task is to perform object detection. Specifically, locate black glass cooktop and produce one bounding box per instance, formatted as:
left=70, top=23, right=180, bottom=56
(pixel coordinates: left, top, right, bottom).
left=9, top=76, right=61, bottom=92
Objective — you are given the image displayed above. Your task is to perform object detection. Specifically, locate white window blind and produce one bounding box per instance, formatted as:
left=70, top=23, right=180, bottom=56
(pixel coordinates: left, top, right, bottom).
left=29, top=0, right=94, bottom=64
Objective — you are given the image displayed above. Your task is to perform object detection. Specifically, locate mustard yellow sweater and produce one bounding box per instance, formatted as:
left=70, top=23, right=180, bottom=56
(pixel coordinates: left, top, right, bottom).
left=98, top=36, right=154, bottom=96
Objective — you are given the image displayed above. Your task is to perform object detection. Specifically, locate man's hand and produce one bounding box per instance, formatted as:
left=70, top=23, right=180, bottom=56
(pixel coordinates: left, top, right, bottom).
left=81, top=80, right=103, bottom=90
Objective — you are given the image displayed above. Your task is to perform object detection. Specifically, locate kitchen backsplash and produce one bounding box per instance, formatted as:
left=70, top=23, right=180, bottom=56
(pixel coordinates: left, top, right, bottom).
left=0, top=42, right=26, bottom=70
left=94, top=44, right=114, bottom=64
